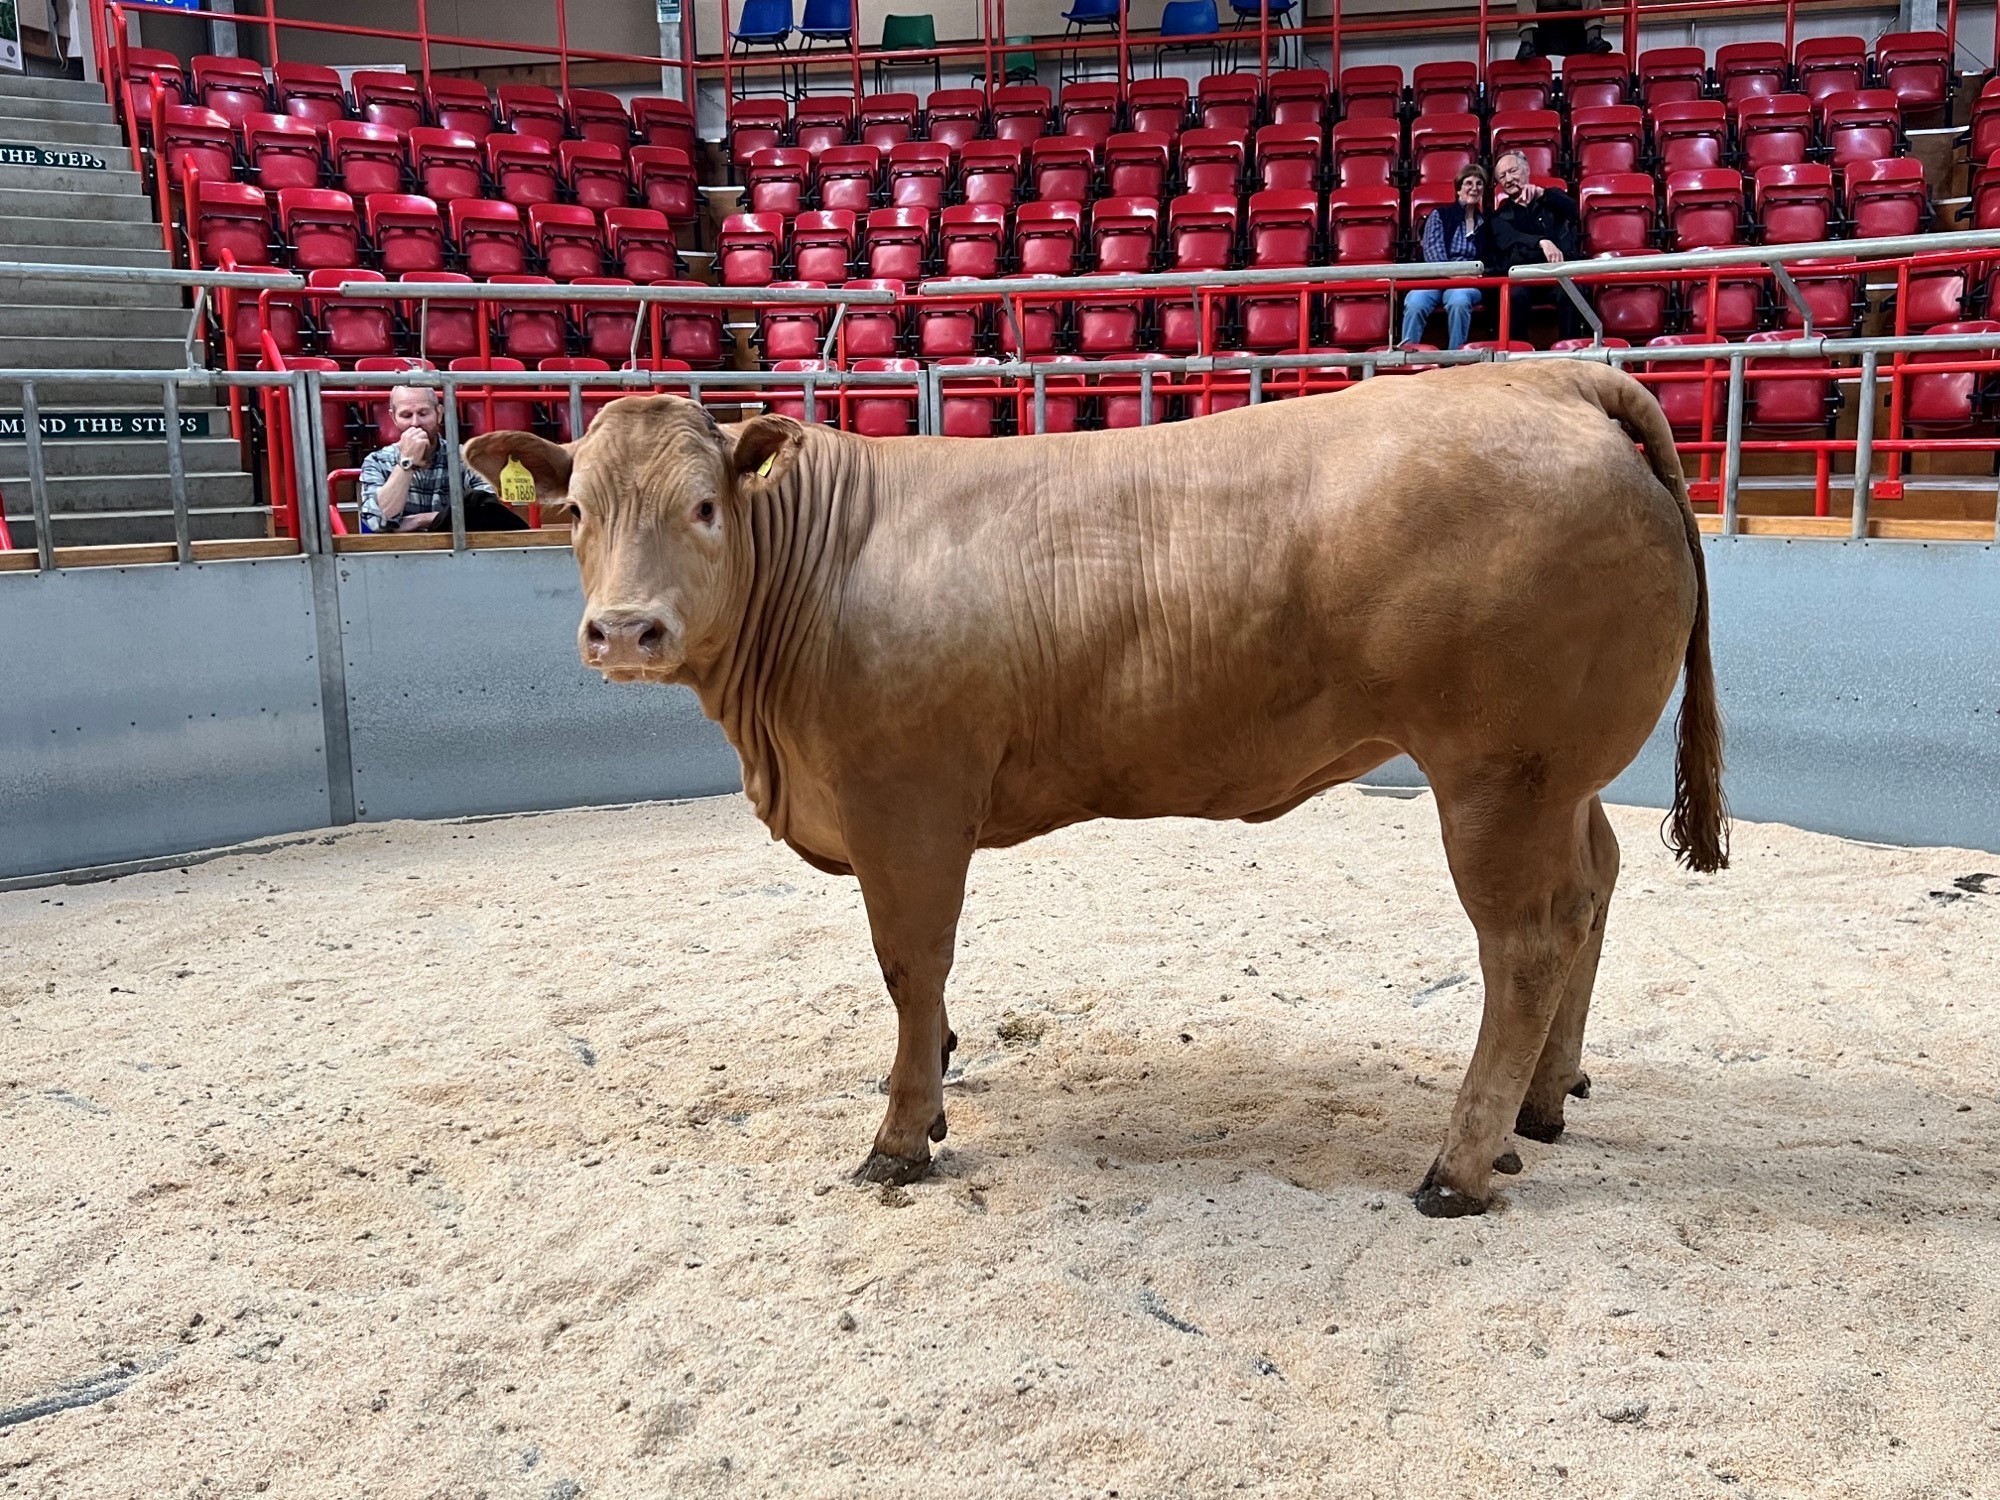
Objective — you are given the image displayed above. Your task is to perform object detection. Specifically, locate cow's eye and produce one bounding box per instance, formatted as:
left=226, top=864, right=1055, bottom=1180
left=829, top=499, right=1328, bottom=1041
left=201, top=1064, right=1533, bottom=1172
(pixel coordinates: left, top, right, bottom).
left=695, top=500, right=716, bottom=525
left=561, top=502, right=581, bottom=523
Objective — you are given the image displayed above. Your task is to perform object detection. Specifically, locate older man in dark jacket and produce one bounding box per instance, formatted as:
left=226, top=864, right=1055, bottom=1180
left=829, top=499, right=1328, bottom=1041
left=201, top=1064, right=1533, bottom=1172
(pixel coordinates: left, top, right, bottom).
left=1488, top=151, right=1583, bottom=345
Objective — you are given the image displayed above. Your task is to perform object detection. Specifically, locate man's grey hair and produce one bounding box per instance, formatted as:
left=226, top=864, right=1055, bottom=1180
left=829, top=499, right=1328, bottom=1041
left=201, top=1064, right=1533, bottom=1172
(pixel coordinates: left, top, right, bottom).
left=1493, top=151, right=1530, bottom=174
left=389, top=383, right=441, bottom=409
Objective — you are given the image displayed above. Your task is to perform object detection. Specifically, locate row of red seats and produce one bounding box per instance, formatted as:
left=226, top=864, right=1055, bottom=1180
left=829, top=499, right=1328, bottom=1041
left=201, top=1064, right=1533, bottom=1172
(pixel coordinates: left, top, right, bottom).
left=161, top=109, right=700, bottom=224
left=1578, top=160, right=1930, bottom=252
left=194, top=181, right=681, bottom=282
left=118, top=47, right=697, bottom=155
left=720, top=35, right=1951, bottom=166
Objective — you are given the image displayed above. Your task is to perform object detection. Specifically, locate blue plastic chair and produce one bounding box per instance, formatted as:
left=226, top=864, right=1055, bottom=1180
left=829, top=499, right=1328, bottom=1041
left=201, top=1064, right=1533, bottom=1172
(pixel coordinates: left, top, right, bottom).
left=799, top=0, right=852, bottom=41
left=1225, top=0, right=1297, bottom=68
left=1228, top=0, right=1294, bottom=14
left=1157, top=0, right=1222, bottom=75
left=735, top=0, right=793, bottom=45
left=1063, top=0, right=1126, bottom=83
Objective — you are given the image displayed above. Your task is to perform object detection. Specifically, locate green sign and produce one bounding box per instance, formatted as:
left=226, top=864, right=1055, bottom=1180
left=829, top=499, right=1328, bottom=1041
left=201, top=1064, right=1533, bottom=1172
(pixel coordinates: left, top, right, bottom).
left=0, top=409, right=211, bottom=440
left=0, top=142, right=107, bottom=170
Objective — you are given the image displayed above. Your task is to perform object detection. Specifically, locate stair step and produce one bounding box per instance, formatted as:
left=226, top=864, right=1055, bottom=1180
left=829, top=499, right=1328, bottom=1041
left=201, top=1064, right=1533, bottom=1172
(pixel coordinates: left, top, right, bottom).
left=0, top=117, right=129, bottom=150
left=0, top=95, right=116, bottom=125
left=4, top=509, right=270, bottom=549
left=0, top=470, right=258, bottom=513
left=0, top=377, right=216, bottom=403
left=0, top=275, right=186, bottom=309
left=0, top=164, right=144, bottom=194
left=0, top=433, right=244, bottom=478
left=0, top=334, right=197, bottom=367
left=0, top=76, right=120, bottom=104
left=0, top=184, right=155, bottom=222
left=0, top=215, right=168, bottom=251
left=0, top=302, right=193, bottom=336
left=0, top=242, right=173, bottom=268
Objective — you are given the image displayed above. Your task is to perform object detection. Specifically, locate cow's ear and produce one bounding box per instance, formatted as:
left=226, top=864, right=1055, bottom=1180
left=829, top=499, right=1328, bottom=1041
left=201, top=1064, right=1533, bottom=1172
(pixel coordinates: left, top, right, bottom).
left=729, top=414, right=805, bottom=487
left=463, top=431, right=572, bottom=499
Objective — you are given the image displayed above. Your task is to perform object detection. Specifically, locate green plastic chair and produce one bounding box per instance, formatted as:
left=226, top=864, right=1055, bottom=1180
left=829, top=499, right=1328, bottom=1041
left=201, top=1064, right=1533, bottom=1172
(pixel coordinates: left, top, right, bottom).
left=876, top=13, right=942, bottom=90
left=971, top=34, right=1041, bottom=85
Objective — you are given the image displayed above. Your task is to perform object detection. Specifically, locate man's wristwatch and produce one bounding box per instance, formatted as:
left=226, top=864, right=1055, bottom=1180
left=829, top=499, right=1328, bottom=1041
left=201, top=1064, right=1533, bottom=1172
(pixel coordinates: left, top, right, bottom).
left=396, top=455, right=418, bottom=472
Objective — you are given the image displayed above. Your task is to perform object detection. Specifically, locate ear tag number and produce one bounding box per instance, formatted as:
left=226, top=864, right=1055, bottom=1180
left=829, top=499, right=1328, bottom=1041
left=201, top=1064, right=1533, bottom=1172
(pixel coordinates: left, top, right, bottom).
left=499, top=456, right=537, bottom=507
left=756, top=454, right=776, bottom=479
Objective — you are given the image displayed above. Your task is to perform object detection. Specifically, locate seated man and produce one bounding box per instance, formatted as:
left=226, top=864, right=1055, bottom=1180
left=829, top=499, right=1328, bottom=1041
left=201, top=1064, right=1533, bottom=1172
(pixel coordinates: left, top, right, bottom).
left=1488, top=150, right=1582, bottom=346
left=1401, top=164, right=1489, bottom=351
left=359, top=384, right=529, bottom=535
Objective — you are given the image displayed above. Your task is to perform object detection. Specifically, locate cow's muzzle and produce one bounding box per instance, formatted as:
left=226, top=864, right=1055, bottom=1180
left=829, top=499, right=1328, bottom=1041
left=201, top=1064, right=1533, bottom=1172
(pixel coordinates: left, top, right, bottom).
left=582, top=609, right=674, bottom=678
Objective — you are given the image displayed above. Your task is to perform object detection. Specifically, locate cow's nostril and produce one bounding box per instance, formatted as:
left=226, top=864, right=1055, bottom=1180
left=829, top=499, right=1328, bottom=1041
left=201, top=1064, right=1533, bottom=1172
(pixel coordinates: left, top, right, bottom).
left=638, top=620, right=666, bottom=655
left=584, top=620, right=609, bottom=651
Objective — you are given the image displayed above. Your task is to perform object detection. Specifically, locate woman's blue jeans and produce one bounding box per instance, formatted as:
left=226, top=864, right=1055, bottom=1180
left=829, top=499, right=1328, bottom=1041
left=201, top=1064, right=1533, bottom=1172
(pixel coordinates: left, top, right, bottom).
left=1400, top=286, right=1483, bottom=349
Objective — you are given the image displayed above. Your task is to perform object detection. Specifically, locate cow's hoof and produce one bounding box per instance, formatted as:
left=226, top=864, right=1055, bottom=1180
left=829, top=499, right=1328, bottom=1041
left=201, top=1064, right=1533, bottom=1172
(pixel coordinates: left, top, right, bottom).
left=854, top=1148, right=931, bottom=1186
left=928, top=1111, right=948, bottom=1143
left=1568, top=1072, right=1592, bottom=1100
left=1514, top=1106, right=1565, bottom=1144
left=1413, top=1158, right=1488, bottom=1218
left=1492, top=1150, right=1524, bottom=1176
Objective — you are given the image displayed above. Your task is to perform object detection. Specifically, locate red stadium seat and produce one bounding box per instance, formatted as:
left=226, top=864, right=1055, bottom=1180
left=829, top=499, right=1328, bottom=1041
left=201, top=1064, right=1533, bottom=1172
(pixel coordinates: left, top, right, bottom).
left=487, top=132, right=560, bottom=207
left=1330, top=117, right=1399, bottom=188
left=541, top=357, right=617, bottom=439
left=1846, top=156, right=1927, bottom=239
left=759, top=281, right=828, bottom=362
left=1105, top=132, right=1171, bottom=198
left=1412, top=61, right=1476, bottom=117
left=1128, top=78, right=1189, bottom=140
left=1029, top=136, right=1096, bottom=203
left=717, top=211, right=785, bottom=286
left=1794, top=35, right=1866, bottom=108
left=307, top=267, right=392, bottom=358
left=767, top=358, right=834, bottom=424
left=241, top=112, right=322, bottom=190
left=1562, top=52, right=1629, bottom=110
left=1746, top=328, right=1835, bottom=427
left=273, top=62, right=345, bottom=126
left=1268, top=68, right=1332, bottom=126
left=603, top=207, right=678, bottom=282
left=1337, top=66, right=1402, bottom=120
left=923, top=89, right=987, bottom=152
left=940, top=202, right=1006, bottom=278
left=1099, top=355, right=1176, bottom=427
left=794, top=95, right=856, bottom=156
left=633, top=97, right=698, bottom=159
left=840, top=279, right=907, bottom=358
left=1326, top=290, right=1392, bottom=349
left=816, top=144, right=882, bottom=214
left=1015, top=201, right=1083, bottom=276
left=1060, top=82, right=1121, bottom=145
left=1775, top=265, right=1860, bottom=331
left=992, top=85, right=1053, bottom=143
left=1596, top=280, right=1668, bottom=343
left=1665, top=169, right=1743, bottom=250
left=793, top=209, right=858, bottom=283
left=886, top=141, right=951, bottom=209
left=429, top=78, right=496, bottom=139
left=450, top=356, right=536, bottom=436
left=1022, top=354, right=1089, bottom=431
left=367, top=193, right=447, bottom=273
left=407, top=127, right=482, bottom=203
left=748, top=145, right=813, bottom=215
left=1754, top=162, right=1835, bottom=244
left=1327, top=185, right=1398, bottom=264
left=654, top=281, right=726, bottom=367
left=863, top=206, right=929, bottom=281
left=1077, top=282, right=1145, bottom=355
left=352, top=71, right=423, bottom=132
left=1488, top=110, right=1560, bottom=179
left=529, top=202, right=604, bottom=281
left=119, top=48, right=184, bottom=149
left=400, top=271, right=480, bottom=360
left=488, top=274, right=565, bottom=361
left=325, top=121, right=405, bottom=199
left=160, top=105, right=235, bottom=186
left=1651, top=100, right=1727, bottom=174
left=449, top=198, right=528, bottom=277
left=1822, top=91, right=1902, bottom=169
left=1737, top=94, right=1813, bottom=172
left=1180, top=128, right=1246, bottom=195
left=1578, top=173, right=1656, bottom=256
left=567, top=89, right=633, bottom=146
left=916, top=280, right=983, bottom=357
left=1167, top=192, right=1237, bottom=270
left=497, top=84, right=566, bottom=143
left=1198, top=72, right=1262, bottom=132
left=859, top=93, right=919, bottom=151
left=1875, top=30, right=1950, bottom=115
left=1090, top=197, right=1159, bottom=273
left=192, top=54, right=267, bottom=126
left=1970, top=80, right=2000, bottom=170
left=560, top=140, right=632, bottom=212
left=232, top=280, right=302, bottom=358
left=278, top=187, right=359, bottom=270
left=1641, top=336, right=1725, bottom=435
left=849, top=357, right=921, bottom=436
left=1571, top=105, right=1643, bottom=177
left=1905, top=321, right=2000, bottom=427
left=1684, top=277, right=1761, bottom=339
left=1464, top=340, right=1534, bottom=355
left=1902, top=265, right=1967, bottom=329
left=630, top=146, right=698, bottom=224
left=729, top=100, right=788, bottom=172
left=958, top=139, right=1024, bottom=206
left=1255, top=122, right=1322, bottom=192
left=1410, top=113, right=1479, bottom=185
left=1247, top=188, right=1317, bottom=266
left=1716, top=42, right=1787, bottom=108
left=1637, top=47, right=1705, bottom=107
left=937, top=356, right=1004, bottom=438
left=1487, top=57, right=1553, bottom=113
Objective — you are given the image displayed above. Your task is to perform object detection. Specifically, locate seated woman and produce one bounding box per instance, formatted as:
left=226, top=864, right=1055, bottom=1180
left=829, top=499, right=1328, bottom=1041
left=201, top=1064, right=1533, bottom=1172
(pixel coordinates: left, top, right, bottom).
left=1400, top=165, right=1489, bottom=352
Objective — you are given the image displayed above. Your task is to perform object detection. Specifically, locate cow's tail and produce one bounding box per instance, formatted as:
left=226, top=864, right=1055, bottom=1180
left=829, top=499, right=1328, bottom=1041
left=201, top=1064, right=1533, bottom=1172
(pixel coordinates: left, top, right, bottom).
left=1582, top=364, right=1731, bottom=874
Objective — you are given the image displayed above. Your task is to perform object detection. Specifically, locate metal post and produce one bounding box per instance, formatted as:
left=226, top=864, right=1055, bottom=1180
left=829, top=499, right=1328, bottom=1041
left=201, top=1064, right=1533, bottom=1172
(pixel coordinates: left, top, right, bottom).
left=441, top=375, right=467, bottom=553
left=416, top=0, right=433, bottom=88
left=1249, top=366, right=1263, bottom=404
left=556, top=0, right=571, bottom=97
left=802, top=372, right=818, bottom=423
left=21, top=381, right=52, bottom=571
left=1140, top=366, right=1154, bottom=426
left=163, top=379, right=191, bottom=564
left=1032, top=368, right=1047, bottom=434
left=1850, top=350, right=1878, bottom=539
left=288, top=369, right=325, bottom=554
left=569, top=380, right=586, bottom=441
left=1721, top=354, right=1746, bottom=534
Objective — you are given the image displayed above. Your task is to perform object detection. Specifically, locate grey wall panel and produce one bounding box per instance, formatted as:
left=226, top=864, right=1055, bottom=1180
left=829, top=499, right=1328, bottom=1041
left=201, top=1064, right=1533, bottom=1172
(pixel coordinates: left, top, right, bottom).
left=336, top=549, right=741, bottom=823
left=0, top=559, right=332, bottom=879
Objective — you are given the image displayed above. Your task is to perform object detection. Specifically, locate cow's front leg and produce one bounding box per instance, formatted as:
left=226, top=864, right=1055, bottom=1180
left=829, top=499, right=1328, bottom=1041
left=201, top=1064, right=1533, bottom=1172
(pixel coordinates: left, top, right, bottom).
left=845, top=804, right=976, bottom=1186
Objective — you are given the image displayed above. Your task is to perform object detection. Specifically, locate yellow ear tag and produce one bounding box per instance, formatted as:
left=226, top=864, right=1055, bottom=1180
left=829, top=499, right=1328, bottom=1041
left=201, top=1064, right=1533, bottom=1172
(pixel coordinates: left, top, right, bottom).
left=756, top=453, right=776, bottom=479
left=498, top=455, right=537, bottom=508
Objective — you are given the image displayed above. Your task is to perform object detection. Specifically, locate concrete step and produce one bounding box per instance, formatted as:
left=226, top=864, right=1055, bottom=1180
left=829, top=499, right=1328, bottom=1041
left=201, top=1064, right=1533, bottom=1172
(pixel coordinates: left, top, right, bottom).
left=0, top=77, right=117, bottom=104
left=0, top=242, right=173, bottom=268
left=0, top=432, right=244, bottom=478
left=0, top=164, right=144, bottom=194
left=0, top=94, right=116, bottom=125
left=0, top=274, right=184, bottom=309
left=0, top=185, right=155, bottom=223
left=0, top=116, right=128, bottom=149
left=5, top=470, right=257, bottom=514
left=0, top=215, right=170, bottom=251
left=0, top=303, right=192, bottom=337
left=0, top=378, right=216, bottom=403
left=0, top=334, right=197, bottom=367
left=4, top=509, right=270, bottom=548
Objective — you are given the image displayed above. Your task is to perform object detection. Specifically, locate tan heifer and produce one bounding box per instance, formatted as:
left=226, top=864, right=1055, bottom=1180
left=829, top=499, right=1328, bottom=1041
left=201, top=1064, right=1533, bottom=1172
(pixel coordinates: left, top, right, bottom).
left=467, top=360, right=1727, bottom=1217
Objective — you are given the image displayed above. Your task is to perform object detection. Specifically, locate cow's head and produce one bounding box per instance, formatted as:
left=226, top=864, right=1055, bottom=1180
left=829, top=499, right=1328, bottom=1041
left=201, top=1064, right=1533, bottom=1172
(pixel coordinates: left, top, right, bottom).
left=465, top=396, right=803, bottom=686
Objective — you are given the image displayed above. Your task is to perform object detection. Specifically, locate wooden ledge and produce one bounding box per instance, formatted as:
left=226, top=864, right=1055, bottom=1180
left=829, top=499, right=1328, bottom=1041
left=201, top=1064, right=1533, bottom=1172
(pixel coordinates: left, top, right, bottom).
left=331, top=528, right=573, bottom=554
left=1694, top=516, right=1994, bottom=541
left=0, top=538, right=302, bottom=572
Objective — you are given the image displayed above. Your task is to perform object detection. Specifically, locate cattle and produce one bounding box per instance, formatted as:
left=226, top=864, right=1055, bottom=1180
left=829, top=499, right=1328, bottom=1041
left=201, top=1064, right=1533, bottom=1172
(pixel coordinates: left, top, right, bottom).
left=466, top=359, right=1727, bottom=1217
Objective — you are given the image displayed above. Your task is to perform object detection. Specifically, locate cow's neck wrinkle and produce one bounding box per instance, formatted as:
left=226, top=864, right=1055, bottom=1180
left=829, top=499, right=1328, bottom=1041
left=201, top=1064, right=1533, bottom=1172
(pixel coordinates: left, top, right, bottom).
left=700, top=429, right=865, bottom=838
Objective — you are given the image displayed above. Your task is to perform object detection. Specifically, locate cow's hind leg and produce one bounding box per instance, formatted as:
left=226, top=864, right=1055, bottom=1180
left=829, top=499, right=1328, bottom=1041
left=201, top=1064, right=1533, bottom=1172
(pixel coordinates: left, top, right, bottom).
left=845, top=808, right=975, bottom=1187
left=1516, top=796, right=1619, bottom=1143
left=1414, top=770, right=1607, bottom=1218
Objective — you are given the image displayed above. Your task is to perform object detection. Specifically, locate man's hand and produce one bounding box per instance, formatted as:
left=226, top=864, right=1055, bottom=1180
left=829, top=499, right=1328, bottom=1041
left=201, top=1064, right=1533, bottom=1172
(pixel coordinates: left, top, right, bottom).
left=1539, top=238, right=1564, bottom=263
left=394, top=511, right=438, bottom=533
left=1517, top=181, right=1544, bottom=205
left=396, top=426, right=432, bottom=466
